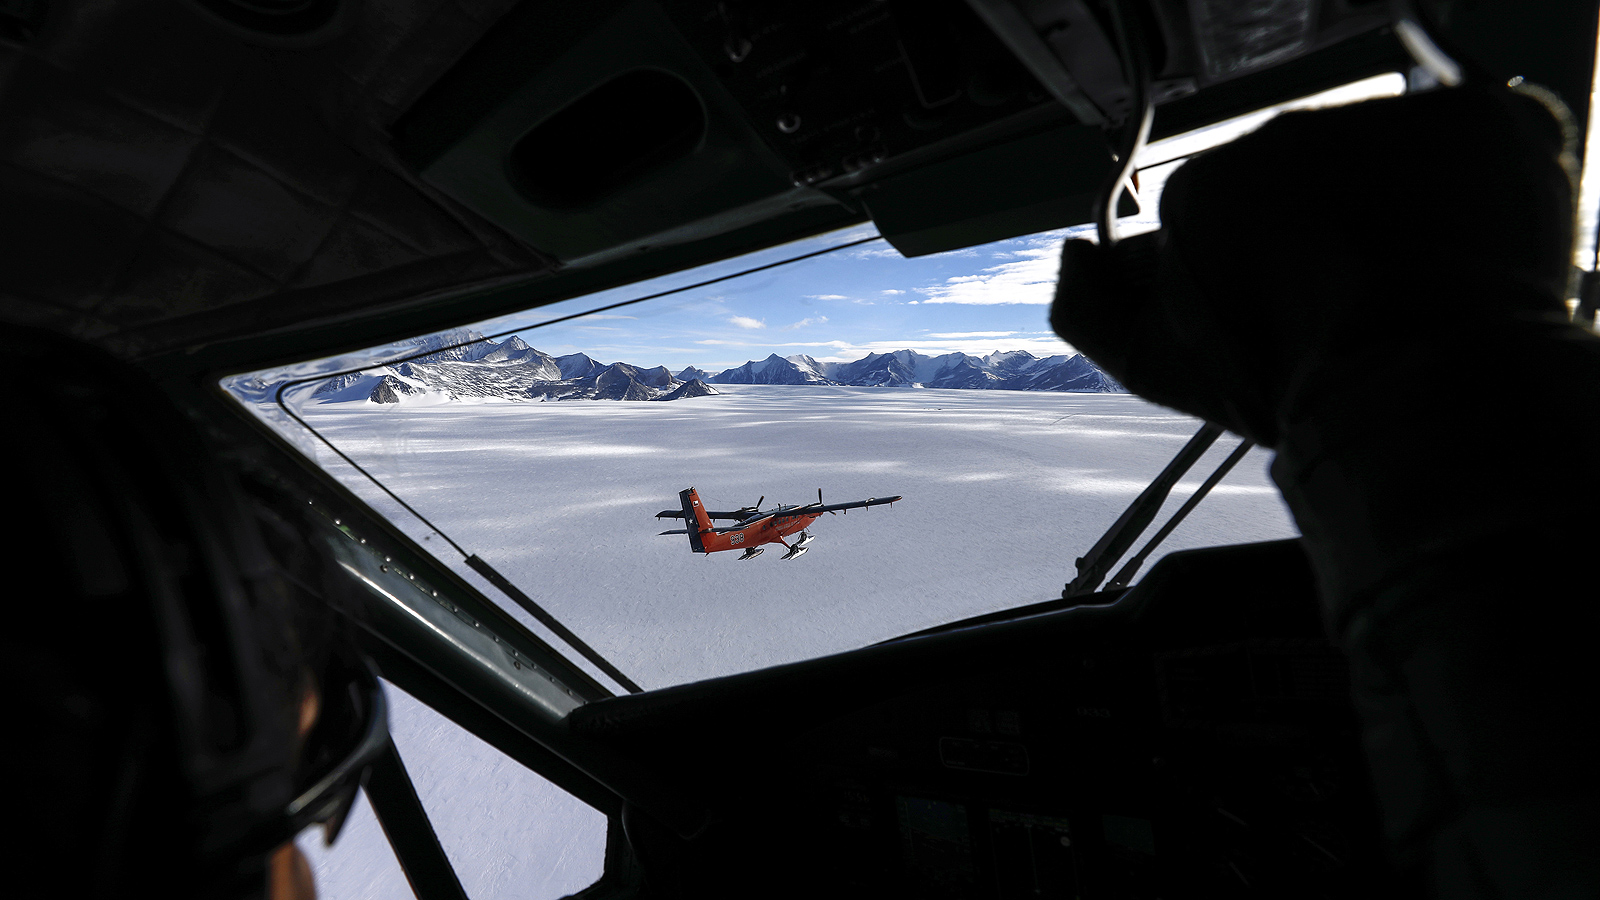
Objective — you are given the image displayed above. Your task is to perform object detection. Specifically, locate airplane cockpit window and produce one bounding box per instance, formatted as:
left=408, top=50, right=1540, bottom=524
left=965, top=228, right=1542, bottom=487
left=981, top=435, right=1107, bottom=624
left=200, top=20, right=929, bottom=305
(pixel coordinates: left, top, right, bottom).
left=298, top=680, right=608, bottom=900
left=222, top=74, right=1403, bottom=696
left=223, top=224, right=1287, bottom=693
left=389, top=680, right=608, bottom=899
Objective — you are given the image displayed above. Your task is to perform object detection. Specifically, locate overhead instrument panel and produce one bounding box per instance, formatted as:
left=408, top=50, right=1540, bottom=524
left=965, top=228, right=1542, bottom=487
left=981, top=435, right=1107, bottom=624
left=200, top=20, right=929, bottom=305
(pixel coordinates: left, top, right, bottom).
left=655, top=0, right=1057, bottom=187
left=394, top=0, right=1405, bottom=266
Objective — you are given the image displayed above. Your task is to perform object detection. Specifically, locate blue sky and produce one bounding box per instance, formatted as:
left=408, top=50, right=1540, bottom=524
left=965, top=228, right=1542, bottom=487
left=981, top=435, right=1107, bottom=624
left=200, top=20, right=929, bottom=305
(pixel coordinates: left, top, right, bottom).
left=487, top=223, right=1102, bottom=373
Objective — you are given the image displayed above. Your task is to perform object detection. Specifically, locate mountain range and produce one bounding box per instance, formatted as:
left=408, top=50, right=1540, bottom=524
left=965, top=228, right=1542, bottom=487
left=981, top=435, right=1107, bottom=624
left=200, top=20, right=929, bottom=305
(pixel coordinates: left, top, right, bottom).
left=310, top=331, right=1122, bottom=404
left=705, top=348, right=1123, bottom=392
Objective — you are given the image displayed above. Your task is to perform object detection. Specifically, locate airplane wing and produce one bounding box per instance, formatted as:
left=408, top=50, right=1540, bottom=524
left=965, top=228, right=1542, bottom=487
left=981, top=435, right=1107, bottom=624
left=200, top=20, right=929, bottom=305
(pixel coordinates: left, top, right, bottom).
left=817, top=495, right=901, bottom=514
left=655, top=509, right=755, bottom=520
left=771, top=496, right=902, bottom=518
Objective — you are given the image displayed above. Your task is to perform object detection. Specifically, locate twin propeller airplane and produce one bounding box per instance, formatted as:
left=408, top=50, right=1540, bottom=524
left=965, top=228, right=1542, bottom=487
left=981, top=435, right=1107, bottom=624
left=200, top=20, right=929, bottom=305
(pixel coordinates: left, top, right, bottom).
left=657, top=487, right=901, bottom=560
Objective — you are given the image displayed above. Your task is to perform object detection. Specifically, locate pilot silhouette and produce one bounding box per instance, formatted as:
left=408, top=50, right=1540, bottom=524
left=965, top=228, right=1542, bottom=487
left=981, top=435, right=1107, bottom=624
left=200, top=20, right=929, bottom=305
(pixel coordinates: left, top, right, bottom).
left=5, top=327, right=384, bottom=900
left=1052, top=82, right=1600, bottom=897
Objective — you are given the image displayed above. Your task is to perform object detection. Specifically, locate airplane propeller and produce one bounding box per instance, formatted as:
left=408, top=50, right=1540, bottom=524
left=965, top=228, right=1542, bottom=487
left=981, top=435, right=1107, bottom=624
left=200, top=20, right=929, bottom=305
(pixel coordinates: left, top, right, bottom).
left=820, top=487, right=838, bottom=515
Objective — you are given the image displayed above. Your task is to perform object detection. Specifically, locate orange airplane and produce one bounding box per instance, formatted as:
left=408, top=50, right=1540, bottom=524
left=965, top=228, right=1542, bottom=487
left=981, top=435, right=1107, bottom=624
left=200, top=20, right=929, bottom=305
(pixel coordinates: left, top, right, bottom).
left=657, top=487, right=901, bottom=560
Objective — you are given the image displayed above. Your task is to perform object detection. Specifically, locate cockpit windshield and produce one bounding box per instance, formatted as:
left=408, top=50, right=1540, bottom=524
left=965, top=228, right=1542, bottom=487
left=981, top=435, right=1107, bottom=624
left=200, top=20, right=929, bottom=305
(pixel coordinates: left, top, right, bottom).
left=223, top=216, right=1296, bottom=693
left=217, top=76, right=1424, bottom=693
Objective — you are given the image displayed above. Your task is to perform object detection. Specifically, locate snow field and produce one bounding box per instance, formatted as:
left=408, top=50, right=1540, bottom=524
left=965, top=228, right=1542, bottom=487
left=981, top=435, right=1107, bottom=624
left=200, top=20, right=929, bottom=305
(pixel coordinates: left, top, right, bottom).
left=298, top=385, right=1296, bottom=690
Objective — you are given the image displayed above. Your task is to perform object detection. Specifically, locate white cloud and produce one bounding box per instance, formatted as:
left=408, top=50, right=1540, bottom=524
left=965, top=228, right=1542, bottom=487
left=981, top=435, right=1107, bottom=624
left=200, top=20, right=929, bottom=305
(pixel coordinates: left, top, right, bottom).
left=782, top=316, right=828, bottom=330
left=926, top=331, right=1018, bottom=339
left=915, top=238, right=1062, bottom=305
left=849, top=247, right=904, bottom=259
left=840, top=228, right=883, bottom=243
left=727, top=316, right=766, bottom=329
left=808, top=294, right=850, bottom=301
left=881, top=289, right=904, bottom=295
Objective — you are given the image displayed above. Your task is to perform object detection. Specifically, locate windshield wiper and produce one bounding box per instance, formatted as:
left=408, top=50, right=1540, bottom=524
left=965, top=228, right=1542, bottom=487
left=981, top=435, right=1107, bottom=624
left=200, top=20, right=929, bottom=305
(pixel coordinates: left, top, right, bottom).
left=1064, top=422, right=1230, bottom=598
left=1104, top=436, right=1255, bottom=590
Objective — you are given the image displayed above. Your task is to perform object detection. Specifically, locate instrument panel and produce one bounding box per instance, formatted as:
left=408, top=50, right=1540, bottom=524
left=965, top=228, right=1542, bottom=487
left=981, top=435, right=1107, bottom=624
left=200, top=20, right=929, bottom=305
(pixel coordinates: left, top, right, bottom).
left=796, top=634, right=1373, bottom=898
left=575, top=539, right=1392, bottom=898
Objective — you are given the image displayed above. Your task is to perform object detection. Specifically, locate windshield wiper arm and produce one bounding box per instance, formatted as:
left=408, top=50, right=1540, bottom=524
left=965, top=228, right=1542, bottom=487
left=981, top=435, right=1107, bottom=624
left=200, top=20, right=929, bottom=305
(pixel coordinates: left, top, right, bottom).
left=1063, top=422, right=1223, bottom=598
left=1104, top=437, right=1255, bottom=591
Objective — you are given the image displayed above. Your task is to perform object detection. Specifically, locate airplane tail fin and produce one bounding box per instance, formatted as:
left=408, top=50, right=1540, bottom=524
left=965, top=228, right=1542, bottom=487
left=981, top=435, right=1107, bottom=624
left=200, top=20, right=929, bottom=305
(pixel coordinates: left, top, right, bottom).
left=680, top=487, right=711, bottom=553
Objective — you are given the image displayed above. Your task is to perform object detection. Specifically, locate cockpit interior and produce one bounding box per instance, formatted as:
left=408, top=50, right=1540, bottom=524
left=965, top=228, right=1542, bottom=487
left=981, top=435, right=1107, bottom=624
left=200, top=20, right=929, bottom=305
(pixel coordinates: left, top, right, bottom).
left=5, top=1, right=1595, bottom=898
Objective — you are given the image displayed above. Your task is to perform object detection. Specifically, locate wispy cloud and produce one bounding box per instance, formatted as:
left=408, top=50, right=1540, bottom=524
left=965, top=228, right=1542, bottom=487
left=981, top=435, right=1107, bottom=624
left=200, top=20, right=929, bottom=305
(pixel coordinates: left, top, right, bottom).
left=840, top=228, right=884, bottom=243
left=881, top=289, right=904, bottom=295
left=580, top=314, right=638, bottom=320
left=808, top=294, right=850, bottom=301
left=926, top=331, right=1018, bottom=339
left=728, top=316, right=766, bottom=329
left=915, top=236, right=1063, bottom=305
left=849, top=247, right=904, bottom=259
left=783, top=316, right=828, bottom=330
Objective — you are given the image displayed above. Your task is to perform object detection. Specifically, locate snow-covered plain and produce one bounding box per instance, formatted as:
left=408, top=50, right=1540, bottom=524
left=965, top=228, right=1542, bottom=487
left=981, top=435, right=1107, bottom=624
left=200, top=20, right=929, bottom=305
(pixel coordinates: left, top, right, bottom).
left=295, top=384, right=1295, bottom=689
left=287, top=384, right=1296, bottom=900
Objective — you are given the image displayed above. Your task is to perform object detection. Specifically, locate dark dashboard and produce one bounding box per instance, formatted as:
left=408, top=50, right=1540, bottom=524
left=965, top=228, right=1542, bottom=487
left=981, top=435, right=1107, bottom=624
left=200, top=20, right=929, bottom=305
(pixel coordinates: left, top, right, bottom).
left=569, top=539, right=1390, bottom=899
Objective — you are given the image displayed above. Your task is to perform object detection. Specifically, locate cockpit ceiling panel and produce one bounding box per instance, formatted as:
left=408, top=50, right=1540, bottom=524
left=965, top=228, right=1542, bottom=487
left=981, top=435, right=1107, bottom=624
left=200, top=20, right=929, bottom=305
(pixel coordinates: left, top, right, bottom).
left=400, top=0, right=828, bottom=267
left=0, top=0, right=554, bottom=361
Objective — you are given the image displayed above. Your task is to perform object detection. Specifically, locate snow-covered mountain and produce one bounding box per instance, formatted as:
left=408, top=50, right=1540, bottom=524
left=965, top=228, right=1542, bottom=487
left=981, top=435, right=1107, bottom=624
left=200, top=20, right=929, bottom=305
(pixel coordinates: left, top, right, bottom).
left=658, top=379, right=718, bottom=401
left=712, top=349, right=1123, bottom=392
left=307, top=337, right=1120, bottom=406
left=708, top=353, right=831, bottom=385
left=310, top=335, right=717, bottom=405
left=407, top=329, right=500, bottom=363
left=1011, top=353, right=1122, bottom=392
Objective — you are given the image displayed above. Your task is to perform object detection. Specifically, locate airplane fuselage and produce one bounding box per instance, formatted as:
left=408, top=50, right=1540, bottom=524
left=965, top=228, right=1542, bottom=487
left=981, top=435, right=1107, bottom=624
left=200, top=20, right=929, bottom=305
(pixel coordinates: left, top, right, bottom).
left=711, top=508, right=821, bottom=554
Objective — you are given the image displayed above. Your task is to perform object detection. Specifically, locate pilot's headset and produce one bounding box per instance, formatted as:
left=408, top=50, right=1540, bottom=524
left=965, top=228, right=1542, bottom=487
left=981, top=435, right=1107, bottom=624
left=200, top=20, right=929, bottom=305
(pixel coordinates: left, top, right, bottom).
left=3, top=325, right=387, bottom=899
